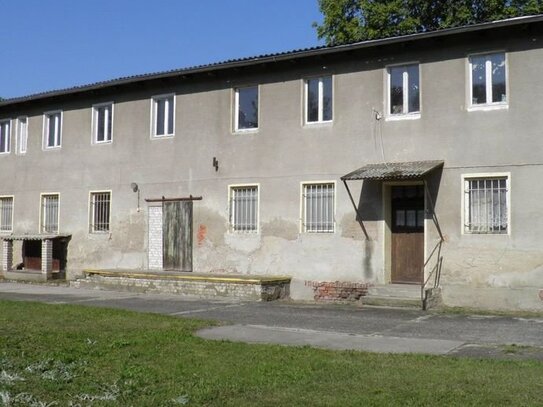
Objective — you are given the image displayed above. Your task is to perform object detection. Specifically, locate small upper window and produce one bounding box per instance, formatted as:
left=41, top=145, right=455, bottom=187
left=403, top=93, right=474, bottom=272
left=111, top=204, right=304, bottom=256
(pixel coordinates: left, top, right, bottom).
left=469, top=53, right=507, bottom=106
left=43, top=111, right=62, bottom=149
left=152, top=94, right=175, bottom=137
left=464, top=176, right=508, bottom=234
left=93, top=103, right=113, bottom=143
left=0, top=120, right=11, bottom=154
left=16, top=117, right=28, bottom=154
left=234, top=86, right=258, bottom=131
left=0, top=196, right=13, bottom=233
left=305, top=76, right=333, bottom=124
left=388, top=64, right=420, bottom=116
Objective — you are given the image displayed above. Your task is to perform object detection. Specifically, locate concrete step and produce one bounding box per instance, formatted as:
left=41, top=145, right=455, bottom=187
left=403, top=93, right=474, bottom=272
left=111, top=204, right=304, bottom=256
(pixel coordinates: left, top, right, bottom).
left=367, top=284, right=421, bottom=299
left=363, top=284, right=422, bottom=308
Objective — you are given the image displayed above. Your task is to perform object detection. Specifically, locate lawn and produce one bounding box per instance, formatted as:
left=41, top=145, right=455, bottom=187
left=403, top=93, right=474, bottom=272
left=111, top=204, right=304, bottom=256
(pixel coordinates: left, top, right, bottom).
left=0, top=300, right=541, bottom=406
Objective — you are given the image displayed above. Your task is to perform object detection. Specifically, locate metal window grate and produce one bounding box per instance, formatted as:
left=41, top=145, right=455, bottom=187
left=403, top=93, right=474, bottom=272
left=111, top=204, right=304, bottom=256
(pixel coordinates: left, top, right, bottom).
left=303, top=183, right=335, bottom=233
left=41, top=194, right=59, bottom=233
left=230, top=186, right=258, bottom=232
left=465, top=178, right=508, bottom=234
left=90, top=192, right=111, bottom=233
left=0, top=197, right=13, bottom=232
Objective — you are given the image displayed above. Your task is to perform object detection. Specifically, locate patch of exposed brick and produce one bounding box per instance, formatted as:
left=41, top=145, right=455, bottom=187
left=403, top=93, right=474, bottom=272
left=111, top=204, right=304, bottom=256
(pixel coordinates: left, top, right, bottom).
left=305, top=280, right=368, bottom=302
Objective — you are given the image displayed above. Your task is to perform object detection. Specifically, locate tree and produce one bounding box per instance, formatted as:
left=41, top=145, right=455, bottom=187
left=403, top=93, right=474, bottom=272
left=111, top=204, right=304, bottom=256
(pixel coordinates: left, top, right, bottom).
left=315, top=0, right=543, bottom=45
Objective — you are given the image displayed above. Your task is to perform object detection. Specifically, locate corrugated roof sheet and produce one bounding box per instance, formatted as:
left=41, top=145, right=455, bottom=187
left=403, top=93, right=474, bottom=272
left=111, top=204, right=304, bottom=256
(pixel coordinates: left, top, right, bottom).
left=1, top=234, right=72, bottom=241
left=341, top=160, right=444, bottom=181
left=1, top=15, right=542, bottom=107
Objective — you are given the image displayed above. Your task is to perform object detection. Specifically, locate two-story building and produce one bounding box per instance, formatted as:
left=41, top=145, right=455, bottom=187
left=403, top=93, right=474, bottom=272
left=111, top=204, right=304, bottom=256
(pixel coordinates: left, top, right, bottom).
left=1, top=16, right=542, bottom=311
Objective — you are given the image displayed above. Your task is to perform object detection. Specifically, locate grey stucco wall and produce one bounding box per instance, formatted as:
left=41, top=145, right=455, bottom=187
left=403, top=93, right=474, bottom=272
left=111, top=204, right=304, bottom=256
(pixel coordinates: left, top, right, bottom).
left=1, top=30, right=542, bottom=311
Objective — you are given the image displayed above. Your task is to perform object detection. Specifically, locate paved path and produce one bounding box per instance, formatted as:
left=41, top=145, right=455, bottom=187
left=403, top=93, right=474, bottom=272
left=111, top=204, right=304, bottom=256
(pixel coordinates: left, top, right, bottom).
left=1, top=282, right=542, bottom=360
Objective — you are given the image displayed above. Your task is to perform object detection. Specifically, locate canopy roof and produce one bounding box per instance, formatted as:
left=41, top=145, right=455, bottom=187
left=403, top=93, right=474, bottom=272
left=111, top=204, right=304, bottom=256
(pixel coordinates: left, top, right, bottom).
left=341, top=160, right=444, bottom=181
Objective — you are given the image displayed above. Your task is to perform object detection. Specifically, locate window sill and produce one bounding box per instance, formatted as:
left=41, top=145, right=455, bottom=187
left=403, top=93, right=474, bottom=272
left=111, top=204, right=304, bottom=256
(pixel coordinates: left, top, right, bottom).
left=233, top=128, right=259, bottom=135
left=303, top=121, right=333, bottom=129
left=93, top=140, right=113, bottom=145
left=0, top=152, right=11, bottom=155
left=385, top=113, right=421, bottom=122
left=467, top=104, right=508, bottom=112
left=151, top=134, right=175, bottom=140
left=43, top=146, right=61, bottom=151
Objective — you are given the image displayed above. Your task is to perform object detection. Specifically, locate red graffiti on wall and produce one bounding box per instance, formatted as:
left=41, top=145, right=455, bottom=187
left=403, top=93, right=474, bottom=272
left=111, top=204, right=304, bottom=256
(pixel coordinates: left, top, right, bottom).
left=197, top=224, right=207, bottom=246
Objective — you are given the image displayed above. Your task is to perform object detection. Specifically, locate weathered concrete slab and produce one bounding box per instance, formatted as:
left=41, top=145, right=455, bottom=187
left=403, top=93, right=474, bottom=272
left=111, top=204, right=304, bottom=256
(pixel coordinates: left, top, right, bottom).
left=196, top=324, right=465, bottom=355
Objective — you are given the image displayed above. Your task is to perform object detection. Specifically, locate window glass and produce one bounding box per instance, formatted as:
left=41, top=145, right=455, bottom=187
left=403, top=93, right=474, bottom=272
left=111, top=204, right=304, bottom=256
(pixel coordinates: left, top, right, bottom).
left=0, top=121, right=9, bottom=153
left=491, top=53, right=506, bottom=103
left=156, top=98, right=166, bottom=135
left=307, top=79, right=319, bottom=122
left=48, top=115, right=57, bottom=147
left=407, top=65, right=420, bottom=113
left=237, top=87, right=258, bottom=130
left=18, top=117, right=27, bottom=154
left=471, top=56, right=487, bottom=105
left=167, top=97, right=174, bottom=134
left=322, top=76, right=333, bottom=121
left=390, top=67, right=404, bottom=114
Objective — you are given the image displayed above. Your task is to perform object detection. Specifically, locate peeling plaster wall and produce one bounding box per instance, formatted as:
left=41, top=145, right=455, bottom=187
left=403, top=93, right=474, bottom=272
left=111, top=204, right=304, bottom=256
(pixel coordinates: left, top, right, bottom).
left=1, top=29, right=543, bottom=311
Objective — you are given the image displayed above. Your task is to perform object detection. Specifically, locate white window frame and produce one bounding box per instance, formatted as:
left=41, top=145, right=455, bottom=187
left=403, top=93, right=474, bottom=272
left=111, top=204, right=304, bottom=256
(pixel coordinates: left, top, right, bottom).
left=304, top=76, right=333, bottom=125
left=467, top=51, right=508, bottom=111
left=0, top=195, right=14, bottom=233
left=89, top=190, right=112, bottom=233
left=228, top=183, right=260, bottom=233
left=92, top=102, right=114, bottom=144
left=386, top=63, right=421, bottom=120
left=16, top=116, right=28, bottom=154
left=43, top=111, right=62, bottom=149
left=300, top=181, right=336, bottom=234
left=39, top=193, right=60, bottom=234
left=233, top=86, right=259, bottom=133
left=0, top=119, right=11, bottom=154
left=151, top=93, right=175, bottom=138
left=461, top=173, right=511, bottom=235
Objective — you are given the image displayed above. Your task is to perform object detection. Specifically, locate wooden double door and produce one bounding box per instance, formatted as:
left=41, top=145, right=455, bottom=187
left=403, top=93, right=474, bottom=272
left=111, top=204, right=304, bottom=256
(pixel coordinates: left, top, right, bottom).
left=163, top=201, right=193, bottom=271
left=391, top=185, right=424, bottom=284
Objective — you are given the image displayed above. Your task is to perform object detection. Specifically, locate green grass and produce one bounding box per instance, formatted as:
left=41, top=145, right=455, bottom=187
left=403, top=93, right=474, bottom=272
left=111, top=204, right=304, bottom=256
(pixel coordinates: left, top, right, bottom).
left=0, top=300, right=542, bottom=406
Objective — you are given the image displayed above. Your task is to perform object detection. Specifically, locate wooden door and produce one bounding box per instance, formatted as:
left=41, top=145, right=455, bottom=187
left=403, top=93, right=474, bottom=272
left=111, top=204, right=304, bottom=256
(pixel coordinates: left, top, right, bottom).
left=163, top=201, right=193, bottom=271
left=391, top=185, right=424, bottom=284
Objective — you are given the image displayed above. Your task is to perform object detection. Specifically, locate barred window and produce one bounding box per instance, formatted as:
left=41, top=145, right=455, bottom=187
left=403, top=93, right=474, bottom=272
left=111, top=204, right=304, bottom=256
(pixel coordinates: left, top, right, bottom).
left=41, top=194, right=59, bottom=233
left=302, top=183, right=335, bottom=233
left=0, top=197, right=13, bottom=232
left=229, top=185, right=258, bottom=232
left=90, top=192, right=111, bottom=233
left=464, top=177, right=508, bottom=234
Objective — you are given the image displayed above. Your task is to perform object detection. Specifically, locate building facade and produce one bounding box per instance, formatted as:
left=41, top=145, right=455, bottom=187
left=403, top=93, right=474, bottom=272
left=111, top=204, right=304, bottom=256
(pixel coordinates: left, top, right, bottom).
left=1, top=16, right=542, bottom=311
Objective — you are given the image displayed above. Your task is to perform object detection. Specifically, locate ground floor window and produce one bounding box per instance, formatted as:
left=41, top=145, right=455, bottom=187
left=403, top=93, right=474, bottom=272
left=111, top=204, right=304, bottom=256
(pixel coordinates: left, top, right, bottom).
left=0, top=196, right=13, bottom=232
left=464, top=175, right=509, bottom=234
left=41, top=194, right=59, bottom=233
left=302, top=182, right=335, bottom=233
left=229, top=185, right=258, bottom=232
left=90, top=191, right=111, bottom=233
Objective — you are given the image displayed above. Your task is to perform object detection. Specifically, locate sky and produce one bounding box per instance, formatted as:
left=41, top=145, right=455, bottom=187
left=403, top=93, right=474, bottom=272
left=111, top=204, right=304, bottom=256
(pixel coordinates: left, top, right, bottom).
left=0, top=0, right=325, bottom=99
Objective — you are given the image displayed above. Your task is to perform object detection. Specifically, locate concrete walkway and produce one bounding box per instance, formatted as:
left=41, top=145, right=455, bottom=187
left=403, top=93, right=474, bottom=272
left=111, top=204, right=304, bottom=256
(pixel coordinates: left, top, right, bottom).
left=1, top=282, right=542, bottom=360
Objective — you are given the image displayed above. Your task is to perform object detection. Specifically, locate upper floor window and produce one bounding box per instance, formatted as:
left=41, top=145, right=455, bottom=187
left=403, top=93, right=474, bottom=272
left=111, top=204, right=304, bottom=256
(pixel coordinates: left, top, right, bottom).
left=0, top=196, right=13, bottom=233
left=152, top=94, right=175, bottom=137
left=89, top=191, right=111, bottom=233
left=16, top=117, right=27, bottom=154
left=463, top=175, right=509, bottom=234
left=234, top=86, right=258, bottom=131
left=301, top=182, right=335, bottom=233
left=40, top=193, right=59, bottom=233
left=305, top=76, right=333, bottom=124
left=229, top=185, right=259, bottom=233
left=43, top=111, right=62, bottom=149
left=388, top=64, right=420, bottom=117
left=0, top=120, right=11, bottom=154
left=93, top=103, right=113, bottom=143
left=469, top=53, right=507, bottom=107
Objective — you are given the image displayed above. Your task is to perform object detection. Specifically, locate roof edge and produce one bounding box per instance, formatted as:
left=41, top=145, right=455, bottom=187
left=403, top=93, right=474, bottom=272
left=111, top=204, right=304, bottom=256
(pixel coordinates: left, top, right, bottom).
left=2, top=14, right=543, bottom=108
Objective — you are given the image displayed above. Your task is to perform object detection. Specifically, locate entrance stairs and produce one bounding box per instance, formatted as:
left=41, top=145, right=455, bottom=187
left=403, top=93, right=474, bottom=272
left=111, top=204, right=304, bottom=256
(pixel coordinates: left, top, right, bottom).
left=363, top=284, right=422, bottom=308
